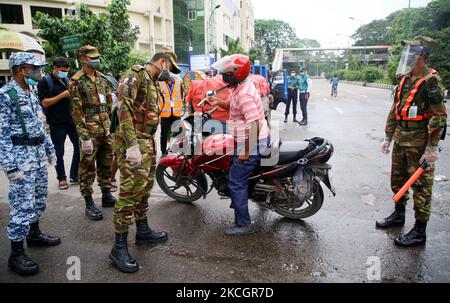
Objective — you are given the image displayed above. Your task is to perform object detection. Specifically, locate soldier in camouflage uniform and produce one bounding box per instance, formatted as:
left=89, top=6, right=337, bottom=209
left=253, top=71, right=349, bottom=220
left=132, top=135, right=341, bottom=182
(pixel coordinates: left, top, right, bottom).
left=69, top=45, right=116, bottom=221
left=377, top=36, right=447, bottom=247
left=0, top=52, right=61, bottom=275
left=109, top=50, right=181, bottom=273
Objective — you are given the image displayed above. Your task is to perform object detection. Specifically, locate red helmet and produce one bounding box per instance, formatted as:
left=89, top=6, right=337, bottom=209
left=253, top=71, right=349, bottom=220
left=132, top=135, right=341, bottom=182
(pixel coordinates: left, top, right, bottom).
left=211, top=54, right=250, bottom=85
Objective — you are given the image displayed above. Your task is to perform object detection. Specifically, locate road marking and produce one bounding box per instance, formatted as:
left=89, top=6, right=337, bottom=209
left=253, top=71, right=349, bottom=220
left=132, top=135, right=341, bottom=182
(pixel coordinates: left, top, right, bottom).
left=334, top=107, right=343, bottom=114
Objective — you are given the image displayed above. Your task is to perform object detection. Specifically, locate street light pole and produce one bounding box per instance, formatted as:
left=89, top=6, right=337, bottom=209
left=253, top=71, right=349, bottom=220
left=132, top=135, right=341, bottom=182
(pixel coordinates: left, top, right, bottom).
left=349, top=17, right=367, bottom=66
left=207, top=4, right=221, bottom=56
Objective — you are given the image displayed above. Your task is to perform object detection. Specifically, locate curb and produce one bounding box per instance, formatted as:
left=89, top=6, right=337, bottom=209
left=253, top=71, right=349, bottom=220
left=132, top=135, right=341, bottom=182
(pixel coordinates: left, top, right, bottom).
left=341, top=80, right=395, bottom=90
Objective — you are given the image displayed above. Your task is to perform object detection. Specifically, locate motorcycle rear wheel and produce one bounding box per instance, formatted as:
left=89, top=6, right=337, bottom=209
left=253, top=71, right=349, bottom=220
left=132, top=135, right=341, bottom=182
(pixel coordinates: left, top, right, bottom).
left=272, top=182, right=324, bottom=220
left=156, top=164, right=204, bottom=203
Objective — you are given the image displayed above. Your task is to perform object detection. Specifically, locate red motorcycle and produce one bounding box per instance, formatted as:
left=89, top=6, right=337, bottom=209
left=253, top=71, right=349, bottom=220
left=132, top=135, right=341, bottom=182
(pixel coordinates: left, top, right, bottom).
left=156, top=107, right=336, bottom=220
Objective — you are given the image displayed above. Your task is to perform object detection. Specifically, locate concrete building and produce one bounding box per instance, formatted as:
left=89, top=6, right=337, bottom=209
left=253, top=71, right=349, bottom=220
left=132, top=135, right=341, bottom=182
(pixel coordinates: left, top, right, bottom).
left=0, top=0, right=175, bottom=53
left=239, top=0, right=254, bottom=51
left=173, top=0, right=255, bottom=65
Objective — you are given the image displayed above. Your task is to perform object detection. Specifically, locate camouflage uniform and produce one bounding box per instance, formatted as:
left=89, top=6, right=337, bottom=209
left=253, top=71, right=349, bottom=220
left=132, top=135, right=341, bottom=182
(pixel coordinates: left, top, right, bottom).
left=69, top=69, right=114, bottom=197
left=0, top=54, right=55, bottom=242
left=385, top=67, right=447, bottom=222
left=113, top=65, right=160, bottom=233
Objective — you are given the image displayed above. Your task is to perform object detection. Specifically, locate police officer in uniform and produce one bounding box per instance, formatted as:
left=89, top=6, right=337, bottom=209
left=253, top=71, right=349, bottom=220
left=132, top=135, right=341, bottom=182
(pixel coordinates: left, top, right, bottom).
left=0, top=52, right=61, bottom=275
left=377, top=36, right=447, bottom=247
left=109, top=50, right=180, bottom=273
left=69, top=45, right=116, bottom=221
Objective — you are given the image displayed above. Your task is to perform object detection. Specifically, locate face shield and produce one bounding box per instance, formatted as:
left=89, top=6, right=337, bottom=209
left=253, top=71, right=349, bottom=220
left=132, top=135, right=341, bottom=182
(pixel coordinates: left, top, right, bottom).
left=396, top=45, right=424, bottom=77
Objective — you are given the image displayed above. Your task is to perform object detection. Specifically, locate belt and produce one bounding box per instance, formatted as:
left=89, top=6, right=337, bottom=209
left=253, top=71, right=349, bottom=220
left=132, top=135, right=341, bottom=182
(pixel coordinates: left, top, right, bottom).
left=397, top=120, right=428, bottom=129
left=11, top=135, right=45, bottom=146
left=84, top=105, right=109, bottom=116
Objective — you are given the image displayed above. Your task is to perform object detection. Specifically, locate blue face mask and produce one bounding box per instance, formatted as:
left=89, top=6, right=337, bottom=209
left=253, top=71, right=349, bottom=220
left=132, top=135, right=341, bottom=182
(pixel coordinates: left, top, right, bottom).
left=25, top=77, right=39, bottom=86
left=57, top=71, right=69, bottom=79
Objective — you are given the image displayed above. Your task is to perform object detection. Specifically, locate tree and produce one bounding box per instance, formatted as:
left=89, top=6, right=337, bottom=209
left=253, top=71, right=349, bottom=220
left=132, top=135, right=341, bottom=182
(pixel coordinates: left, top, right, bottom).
left=34, top=0, right=139, bottom=78
left=289, top=38, right=321, bottom=48
left=219, top=38, right=247, bottom=57
left=351, top=19, right=391, bottom=46
left=255, top=19, right=297, bottom=63
left=352, top=0, right=450, bottom=86
left=249, top=47, right=266, bottom=64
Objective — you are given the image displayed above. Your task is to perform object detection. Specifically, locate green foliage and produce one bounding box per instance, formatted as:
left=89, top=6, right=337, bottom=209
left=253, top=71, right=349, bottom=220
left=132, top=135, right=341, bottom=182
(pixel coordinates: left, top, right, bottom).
left=249, top=47, right=266, bottom=65
left=219, top=38, right=247, bottom=58
left=128, top=50, right=152, bottom=67
left=255, top=19, right=297, bottom=63
left=352, top=0, right=450, bottom=86
left=289, top=38, right=321, bottom=48
left=326, top=66, right=385, bottom=83
left=34, top=0, right=139, bottom=78
left=363, top=66, right=384, bottom=82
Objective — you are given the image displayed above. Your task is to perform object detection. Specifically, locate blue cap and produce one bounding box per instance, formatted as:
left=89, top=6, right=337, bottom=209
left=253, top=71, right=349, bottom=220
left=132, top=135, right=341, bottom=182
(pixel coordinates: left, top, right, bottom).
left=9, top=52, right=46, bottom=69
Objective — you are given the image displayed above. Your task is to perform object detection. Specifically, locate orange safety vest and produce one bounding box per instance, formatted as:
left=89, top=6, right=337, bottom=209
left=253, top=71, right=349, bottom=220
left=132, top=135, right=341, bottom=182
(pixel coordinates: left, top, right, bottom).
left=395, top=69, right=437, bottom=122
left=159, top=80, right=184, bottom=118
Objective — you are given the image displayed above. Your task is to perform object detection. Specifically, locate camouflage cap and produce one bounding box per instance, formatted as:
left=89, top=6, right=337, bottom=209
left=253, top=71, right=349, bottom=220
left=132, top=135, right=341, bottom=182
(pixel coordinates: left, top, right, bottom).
left=78, top=45, right=100, bottom=58
left=158, top=47, right=181, bottom=74
left=401, top=36, right=437, bottom=51
left=9, top=52, right=46, bottom=69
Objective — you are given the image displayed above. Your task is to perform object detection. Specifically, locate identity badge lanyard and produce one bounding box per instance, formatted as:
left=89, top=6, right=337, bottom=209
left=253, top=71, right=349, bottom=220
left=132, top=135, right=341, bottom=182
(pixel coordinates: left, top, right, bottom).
left=167, top=82, right=175, bottom=107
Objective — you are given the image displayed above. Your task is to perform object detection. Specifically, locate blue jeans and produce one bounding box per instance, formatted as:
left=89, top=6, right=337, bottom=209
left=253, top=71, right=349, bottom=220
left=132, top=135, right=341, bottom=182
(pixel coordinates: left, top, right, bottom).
left=229, top=137, right=269, bottom=226
left=50, top=124, right=80, bottom=181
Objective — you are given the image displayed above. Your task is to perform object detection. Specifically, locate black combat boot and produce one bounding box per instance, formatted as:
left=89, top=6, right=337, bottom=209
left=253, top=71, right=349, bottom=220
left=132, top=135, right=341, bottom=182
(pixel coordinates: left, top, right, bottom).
left=109, top=232, right=139, bottom=273
left=8, top=240, right=39, bottom=275
left=84, top=195, right=103, bottom=221
left=102, top=189, right=117, bottom=208
left=135, top=217, right=168, bottom=246
left=293, top=115, right=298, bottom=122
left=376, top=203, right=405, bottom=229
left=395, top=221, right=427, bottom=247
left=26, top=221, right=61, bottom=247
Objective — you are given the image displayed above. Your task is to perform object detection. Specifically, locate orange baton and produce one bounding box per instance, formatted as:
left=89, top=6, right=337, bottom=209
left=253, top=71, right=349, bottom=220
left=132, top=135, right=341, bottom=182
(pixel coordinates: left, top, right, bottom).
left=393, top=160, right=428, bottom=203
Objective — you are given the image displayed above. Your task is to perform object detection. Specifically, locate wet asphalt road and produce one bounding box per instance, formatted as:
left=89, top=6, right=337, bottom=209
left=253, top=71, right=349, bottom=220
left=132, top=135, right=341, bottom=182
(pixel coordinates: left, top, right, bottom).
left=0, top=80, right=449, bottom=283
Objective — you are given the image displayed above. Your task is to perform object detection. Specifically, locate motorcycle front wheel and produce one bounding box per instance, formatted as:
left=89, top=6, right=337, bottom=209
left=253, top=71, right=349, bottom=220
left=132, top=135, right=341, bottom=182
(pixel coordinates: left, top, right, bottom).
left=272, top=182, right=324, bottom=220
left=156, top=164, right=204, bottom=203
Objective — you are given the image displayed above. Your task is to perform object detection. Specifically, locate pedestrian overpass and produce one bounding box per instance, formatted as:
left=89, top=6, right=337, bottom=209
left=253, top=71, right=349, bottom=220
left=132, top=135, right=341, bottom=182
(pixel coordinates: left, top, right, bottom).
left=272, top=45, right=392, bottom=71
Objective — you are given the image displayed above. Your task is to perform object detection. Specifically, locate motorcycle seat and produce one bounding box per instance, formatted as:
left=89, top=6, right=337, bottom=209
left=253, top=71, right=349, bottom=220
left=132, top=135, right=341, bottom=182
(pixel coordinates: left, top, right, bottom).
left=278, top=141, right=311, bottom=165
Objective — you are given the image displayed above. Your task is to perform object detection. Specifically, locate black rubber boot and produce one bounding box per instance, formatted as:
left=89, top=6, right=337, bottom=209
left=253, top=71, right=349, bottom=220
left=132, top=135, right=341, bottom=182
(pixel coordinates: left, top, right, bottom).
left=84, top=195, right=103, bottom=221
left=109, top=232, right=139, bottom=273
left=8, top=240, right=39, bottom=275
left=102, top=189, right=117, bottom=208
left=26, top=221, right=61, bottom=247
left=135, top=218, right=168, bottom=246
left=376, top=203, right=405, bottom=229
left=395, top=221, right=427, bottom=247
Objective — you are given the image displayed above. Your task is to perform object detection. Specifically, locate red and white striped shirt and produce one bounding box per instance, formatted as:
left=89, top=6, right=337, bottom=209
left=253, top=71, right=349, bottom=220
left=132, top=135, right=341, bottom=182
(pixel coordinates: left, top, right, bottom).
left=228, top=79, right=269, bottom=143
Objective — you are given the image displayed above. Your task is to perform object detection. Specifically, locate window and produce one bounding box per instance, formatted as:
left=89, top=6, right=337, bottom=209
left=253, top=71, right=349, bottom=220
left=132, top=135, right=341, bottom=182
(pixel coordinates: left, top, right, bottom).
left=223, top=34, right=231, bottom=46
left=188, top=10, right=197, bottom=21
left=31, top=6, right=62, bottom=29
left=0, top=4, right=24, bottom=24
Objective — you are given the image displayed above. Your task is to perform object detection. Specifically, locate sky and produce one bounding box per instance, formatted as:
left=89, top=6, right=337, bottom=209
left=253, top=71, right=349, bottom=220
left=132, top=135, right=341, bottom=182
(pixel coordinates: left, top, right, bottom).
left=253, top=0, right=432, bottom=48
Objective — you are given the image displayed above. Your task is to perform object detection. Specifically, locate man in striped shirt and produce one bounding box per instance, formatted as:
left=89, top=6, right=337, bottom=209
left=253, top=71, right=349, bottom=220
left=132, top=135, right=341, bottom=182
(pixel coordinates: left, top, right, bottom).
left=207, top=55, right=269, bottom=236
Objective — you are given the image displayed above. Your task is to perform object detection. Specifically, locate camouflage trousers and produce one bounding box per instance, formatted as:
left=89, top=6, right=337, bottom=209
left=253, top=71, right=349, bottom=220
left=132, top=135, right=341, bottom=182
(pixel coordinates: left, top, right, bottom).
left=7, top=165, right=48, bottom=241
left=79, top=136, right=113, bottom=197
left=391, top=143, right=434, bottom=222
left=113, top=138, right=156, bottom=234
